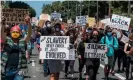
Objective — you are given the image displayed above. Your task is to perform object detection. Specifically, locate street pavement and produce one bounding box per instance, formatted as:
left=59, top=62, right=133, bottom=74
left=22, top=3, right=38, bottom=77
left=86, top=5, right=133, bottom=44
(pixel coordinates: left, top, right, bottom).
left=25, top=46, right=127, bottom=80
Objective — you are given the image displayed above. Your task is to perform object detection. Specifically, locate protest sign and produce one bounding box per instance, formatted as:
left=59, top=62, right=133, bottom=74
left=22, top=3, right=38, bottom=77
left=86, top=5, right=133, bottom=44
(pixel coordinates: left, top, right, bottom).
left=2, top=8, right=29, bottom=25
left=85, top=43, right=107, bottom=59
left=39, top=36, right=70, bottom=60
left=32, top=17, right=38, bottom=23
left=76, top=16, right=88, bottom=26
left=38, top=20, right=45, bottom=28
left=111, top=14, right=131, bottom=31
left=120, top=35, right=129, bottom=44
left=39, top=14, right=50, bottom=21
left=51, top=12, right=61, bottom=21
left=88, top=17, right=95, bottom=27
left=69, top=49, right=75, bottom=60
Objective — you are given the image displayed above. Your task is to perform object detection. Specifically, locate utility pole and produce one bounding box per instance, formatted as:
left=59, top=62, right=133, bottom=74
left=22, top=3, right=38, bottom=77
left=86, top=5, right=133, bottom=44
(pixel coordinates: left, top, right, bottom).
left=76, top=1, right=77, bottom=16
left=128, top=0, right=131, bottom=17
left=108, top=1, right=111, bottom=18
left=96, top=0, right=99, bottom=25
left=88, top=0, right=90, bottom=17
left=80, top=1, right=82, bottom=16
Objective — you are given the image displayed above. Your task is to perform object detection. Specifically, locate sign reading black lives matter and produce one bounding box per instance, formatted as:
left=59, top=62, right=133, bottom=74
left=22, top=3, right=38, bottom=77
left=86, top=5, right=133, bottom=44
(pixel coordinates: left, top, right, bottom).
left=85, top=43, right=107, bottom=59
left=111, top=14, right=131, bottom=31
left=39, top=36, right=70, bottom=60
left=2, top=8, right=29, bottom=25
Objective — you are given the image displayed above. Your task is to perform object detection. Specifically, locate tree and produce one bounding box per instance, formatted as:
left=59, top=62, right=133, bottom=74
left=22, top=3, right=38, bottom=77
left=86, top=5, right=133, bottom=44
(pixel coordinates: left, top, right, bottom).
left=41, top=1, right=133, bottom=23
left=9, top=1, right=36, bottom=17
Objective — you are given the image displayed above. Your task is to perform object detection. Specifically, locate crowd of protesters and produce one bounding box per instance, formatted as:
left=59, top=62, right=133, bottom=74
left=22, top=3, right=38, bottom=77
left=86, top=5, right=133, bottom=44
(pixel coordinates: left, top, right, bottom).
left=1, top=14, right=133, bottom=80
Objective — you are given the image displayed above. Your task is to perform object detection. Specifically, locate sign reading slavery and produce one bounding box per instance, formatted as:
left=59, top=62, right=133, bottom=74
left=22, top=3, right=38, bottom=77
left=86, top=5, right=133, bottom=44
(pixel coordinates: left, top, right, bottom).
left=2, top=8, right=29, bottom=25
left=76, top=16, right=88, bottom=26
left=85, top=43, right=107, bottom=59
left=39, top=36, right=70, bottom=60
left=111, top=14, right=131, bottom=31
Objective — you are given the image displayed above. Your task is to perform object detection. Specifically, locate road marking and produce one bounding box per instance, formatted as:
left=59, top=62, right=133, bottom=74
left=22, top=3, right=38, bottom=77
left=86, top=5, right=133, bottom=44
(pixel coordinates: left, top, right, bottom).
left=100, top=64, right=126, bottom=80
left=32, top=60, right=35, bottom=67
left=33, top=75, right=36, bottom=77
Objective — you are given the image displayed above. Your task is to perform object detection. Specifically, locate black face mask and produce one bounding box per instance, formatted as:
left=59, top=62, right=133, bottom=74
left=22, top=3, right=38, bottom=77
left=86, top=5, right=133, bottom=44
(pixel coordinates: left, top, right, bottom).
left=47, top=27, right=52, bottom=34
left=93, top=35, right=98, bottom=39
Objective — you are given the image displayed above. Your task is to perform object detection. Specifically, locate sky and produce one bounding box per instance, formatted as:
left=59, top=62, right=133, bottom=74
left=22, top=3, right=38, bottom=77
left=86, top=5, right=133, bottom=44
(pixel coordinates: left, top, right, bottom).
left=24, top=1, right=53, bottom=17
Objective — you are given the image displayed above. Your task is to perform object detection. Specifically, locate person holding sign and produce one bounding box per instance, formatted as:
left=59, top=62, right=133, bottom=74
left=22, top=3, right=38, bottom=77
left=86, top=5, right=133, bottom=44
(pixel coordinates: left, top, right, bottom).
left=77, top=23, right=89, bottom=79
left=100, top=27, right=118, bottom=80
left=64, top=27, right=76, bottom=78
left=47, top=23, right=64, bottom=80
left=1, top=15, right=32, bottom=80
left=124, top=33, right=133, bottom=80
left=85, top=30, right=101, bottom=80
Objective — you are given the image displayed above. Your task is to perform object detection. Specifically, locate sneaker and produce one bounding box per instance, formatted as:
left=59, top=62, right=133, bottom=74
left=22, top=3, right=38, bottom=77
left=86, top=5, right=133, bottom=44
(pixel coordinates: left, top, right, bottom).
left=111, top=70, right=115, bottom=76
left=71, top=74, right=74, bottom=78
left=65, top=73, right=67, bottom=78
left=44, top=72, right=48, bottom=77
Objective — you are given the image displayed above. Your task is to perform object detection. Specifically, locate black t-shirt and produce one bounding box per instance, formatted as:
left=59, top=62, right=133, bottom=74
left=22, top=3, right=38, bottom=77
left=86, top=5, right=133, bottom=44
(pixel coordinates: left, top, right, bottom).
left=6, top=44, right=20, bottom=69
left=40, top=27, right=52, bottom=36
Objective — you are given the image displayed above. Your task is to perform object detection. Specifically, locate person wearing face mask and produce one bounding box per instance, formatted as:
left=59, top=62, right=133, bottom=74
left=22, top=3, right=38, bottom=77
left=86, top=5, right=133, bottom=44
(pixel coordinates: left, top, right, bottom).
left=1, top=15, right=32, bottom=80
left=64, top=28, right=76, bottom=78
left=124, top=34, right=133, bottom=80
left=77, top=23, right=89, bottom=79
left=111, top=31, right=125, bottom=75
left=100, top=27, right=118, bottom=80
left=77, top=33, right=87, bottom=79
left=39, top=20, right=52, bottom=76
left=85, top=30, right=100, bottom=80
left=47, top=23, right=64, bottom=80
left=39, top=20, right=52, bottom=36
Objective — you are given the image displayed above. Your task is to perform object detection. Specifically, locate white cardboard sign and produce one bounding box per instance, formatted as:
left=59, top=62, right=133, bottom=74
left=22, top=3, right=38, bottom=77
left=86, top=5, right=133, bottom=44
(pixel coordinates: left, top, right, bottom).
left=85, top=43, right=107, bottom=59
left=39, top=36, right=70, bottom=60
left=111, top=14, right=131, bottom=31
left=120, top=35, right=129, bottom=44
left=76, top=16, right=88, bottom=26
left=51, top=12, right=61, bottom=20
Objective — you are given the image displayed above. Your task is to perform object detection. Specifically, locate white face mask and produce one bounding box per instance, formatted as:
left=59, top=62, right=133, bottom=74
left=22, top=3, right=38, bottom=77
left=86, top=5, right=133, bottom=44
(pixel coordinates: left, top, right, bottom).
left=55, top=28, right=60, bottom=31
left=47, top=24, right=51, bottom=27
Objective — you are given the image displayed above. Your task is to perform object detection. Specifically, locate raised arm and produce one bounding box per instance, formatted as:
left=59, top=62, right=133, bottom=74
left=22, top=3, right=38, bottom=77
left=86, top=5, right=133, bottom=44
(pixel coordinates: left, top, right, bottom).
left=1, top=16, right=7, bottom=42
left=24, top=15, right=32, bottom=43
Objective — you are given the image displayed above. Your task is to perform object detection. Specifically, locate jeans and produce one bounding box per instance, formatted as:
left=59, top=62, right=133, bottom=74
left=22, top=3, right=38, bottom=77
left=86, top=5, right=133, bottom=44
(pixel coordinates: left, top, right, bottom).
left=125, top=56, right=133, bottom=79
left=4, top=67, right=24, bottom=80
left=86, top=59, right=100, bottom=80
left=65, top=60, right=75, bottom=74
left=4, top=74, right=24, bottom=80
left=43, top=60, right=49, bottom=73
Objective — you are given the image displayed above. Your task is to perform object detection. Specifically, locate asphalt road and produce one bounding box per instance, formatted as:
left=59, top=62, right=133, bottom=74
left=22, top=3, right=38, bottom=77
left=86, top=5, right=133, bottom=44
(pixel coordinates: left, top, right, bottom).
left=24, top=46, right=128, bottom=80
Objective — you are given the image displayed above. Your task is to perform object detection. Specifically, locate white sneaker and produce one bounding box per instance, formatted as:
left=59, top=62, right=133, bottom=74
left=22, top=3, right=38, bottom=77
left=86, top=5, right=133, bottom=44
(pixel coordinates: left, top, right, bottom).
left=71, top=74, right=74, bottom=78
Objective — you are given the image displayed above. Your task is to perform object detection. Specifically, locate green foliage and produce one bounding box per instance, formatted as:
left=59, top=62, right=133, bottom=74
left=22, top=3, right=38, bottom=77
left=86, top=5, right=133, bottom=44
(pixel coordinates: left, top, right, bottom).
left=42, top=1, right=133, bottom=24
left=9, top=1, right=36, bottom=17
